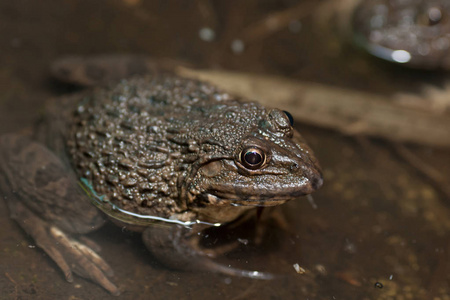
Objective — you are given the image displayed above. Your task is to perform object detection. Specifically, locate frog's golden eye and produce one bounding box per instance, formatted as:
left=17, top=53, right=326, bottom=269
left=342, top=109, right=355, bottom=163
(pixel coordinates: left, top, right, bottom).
left=240, top=147, right=266, bottom=170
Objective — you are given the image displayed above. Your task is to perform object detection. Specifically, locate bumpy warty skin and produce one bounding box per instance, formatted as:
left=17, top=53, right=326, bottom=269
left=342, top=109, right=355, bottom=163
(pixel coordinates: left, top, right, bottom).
left=67, top=75, right=322, bottom=223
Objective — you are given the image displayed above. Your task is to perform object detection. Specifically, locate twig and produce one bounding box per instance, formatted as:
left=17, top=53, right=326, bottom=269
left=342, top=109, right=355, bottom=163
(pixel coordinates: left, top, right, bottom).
left=176, top=67, right=450, bottom=148
left=5, top=272, right=19, bottom=300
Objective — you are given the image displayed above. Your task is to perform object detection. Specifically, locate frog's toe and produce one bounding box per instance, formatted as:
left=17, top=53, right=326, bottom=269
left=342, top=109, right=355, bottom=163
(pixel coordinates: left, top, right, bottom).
left=201, top=260, right=275, bottom=280
left=48, top=226, right=120, bottom=295
left=32, top=224, right=74, bottom=283
left=9, top=202, right=120, bottom=295
left=79, top=235, right=103, bottom=253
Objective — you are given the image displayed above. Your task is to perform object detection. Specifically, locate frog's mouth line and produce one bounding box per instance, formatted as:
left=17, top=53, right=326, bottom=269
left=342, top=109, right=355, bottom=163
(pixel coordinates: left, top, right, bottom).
left=204, top=172, right=323, bottom=205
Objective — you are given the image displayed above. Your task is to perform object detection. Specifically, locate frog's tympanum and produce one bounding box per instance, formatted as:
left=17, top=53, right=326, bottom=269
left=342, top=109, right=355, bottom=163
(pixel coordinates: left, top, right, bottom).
left=352, top=0, right=450, bottom=69
left=0, top=64, right=322, bottom=295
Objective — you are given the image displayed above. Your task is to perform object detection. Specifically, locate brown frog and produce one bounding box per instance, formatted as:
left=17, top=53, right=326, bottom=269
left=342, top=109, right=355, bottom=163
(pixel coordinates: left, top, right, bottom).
left=352, top=0, right=450, bottom=69
left=0, top=57, right=322, bottom=295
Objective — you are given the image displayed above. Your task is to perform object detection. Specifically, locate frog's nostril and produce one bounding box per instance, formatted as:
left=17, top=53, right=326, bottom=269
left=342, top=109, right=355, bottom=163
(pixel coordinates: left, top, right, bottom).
left=311, top=175, right=323, bottom=190
left=290, top=162, right=299, bottom=171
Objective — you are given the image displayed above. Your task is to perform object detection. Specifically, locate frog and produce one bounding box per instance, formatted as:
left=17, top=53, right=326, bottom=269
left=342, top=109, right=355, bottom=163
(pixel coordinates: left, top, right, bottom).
left=0, top=56, right=323, bottom=295
left=351, top=0, right=450, bottom=69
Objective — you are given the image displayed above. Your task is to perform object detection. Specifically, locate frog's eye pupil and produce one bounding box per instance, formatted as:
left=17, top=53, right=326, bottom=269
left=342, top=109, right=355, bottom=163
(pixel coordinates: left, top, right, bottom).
left=240, top=147, right=265, bottom=169
left=245, top=151, right=261, bottom=165
left=283, top=110, right=294, bottom=126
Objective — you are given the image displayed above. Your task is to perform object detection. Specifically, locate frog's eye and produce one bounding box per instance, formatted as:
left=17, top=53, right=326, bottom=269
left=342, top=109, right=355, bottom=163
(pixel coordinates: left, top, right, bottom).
left=283, top=110, right=294, bottom=126
left=240, top=147, right=266, bottom=170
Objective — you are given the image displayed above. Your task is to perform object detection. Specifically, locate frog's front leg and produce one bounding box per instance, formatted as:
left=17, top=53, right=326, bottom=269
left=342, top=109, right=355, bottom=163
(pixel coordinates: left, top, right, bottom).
left=0, top=134, right=120, bottom=295
left=142, top=223, right=274, bottom=280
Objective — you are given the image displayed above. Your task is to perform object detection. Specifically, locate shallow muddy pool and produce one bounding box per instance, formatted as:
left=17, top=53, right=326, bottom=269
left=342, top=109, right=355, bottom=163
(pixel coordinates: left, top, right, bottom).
left=1, top=1, right=449, bottom=299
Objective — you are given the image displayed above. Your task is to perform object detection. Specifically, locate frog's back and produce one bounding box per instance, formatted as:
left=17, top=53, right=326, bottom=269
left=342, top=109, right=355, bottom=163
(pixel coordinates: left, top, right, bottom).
left=66, top=75, right=269, bottom=218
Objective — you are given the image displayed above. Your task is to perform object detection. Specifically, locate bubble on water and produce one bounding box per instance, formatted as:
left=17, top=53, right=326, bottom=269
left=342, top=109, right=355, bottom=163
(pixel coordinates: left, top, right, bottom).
left=199, top=27, right=215, bottom=42
left=231, top=39, right=245, bottom=54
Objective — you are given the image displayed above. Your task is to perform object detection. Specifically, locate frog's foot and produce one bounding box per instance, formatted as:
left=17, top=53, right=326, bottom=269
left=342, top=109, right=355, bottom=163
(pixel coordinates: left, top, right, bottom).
left=0, top=134, right=119, bottom=295
left=49, top=227, right=120, bottom=295
left=189, top=238, right=241, bottom=259
left=8, top=199, right=120, bottom=295
left=142, top=224, right=274, bottom=280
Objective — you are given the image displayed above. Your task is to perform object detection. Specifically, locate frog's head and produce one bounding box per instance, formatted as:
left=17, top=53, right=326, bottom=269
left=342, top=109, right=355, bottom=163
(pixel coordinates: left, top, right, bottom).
left=186, top=108, right=322, bottom=215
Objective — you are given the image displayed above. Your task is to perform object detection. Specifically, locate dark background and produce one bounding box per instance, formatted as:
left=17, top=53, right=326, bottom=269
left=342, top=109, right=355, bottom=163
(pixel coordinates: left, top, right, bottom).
left=1, top=1, right=449, bottom=299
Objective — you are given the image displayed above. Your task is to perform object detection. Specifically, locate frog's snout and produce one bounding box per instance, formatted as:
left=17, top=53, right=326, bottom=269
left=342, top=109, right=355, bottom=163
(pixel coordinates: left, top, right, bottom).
left=310, top=172, right=323, bottom=192
left=298, top=157, right=323, bottom=195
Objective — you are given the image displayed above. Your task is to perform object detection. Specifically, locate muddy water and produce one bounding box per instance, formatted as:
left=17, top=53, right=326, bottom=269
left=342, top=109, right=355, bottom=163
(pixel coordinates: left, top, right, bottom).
left=1, top=1, right=450, bottom=299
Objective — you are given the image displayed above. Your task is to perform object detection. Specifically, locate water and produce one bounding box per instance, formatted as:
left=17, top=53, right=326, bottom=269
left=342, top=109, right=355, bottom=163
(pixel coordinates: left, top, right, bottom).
left=0, top=1, right=449, bottom=299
